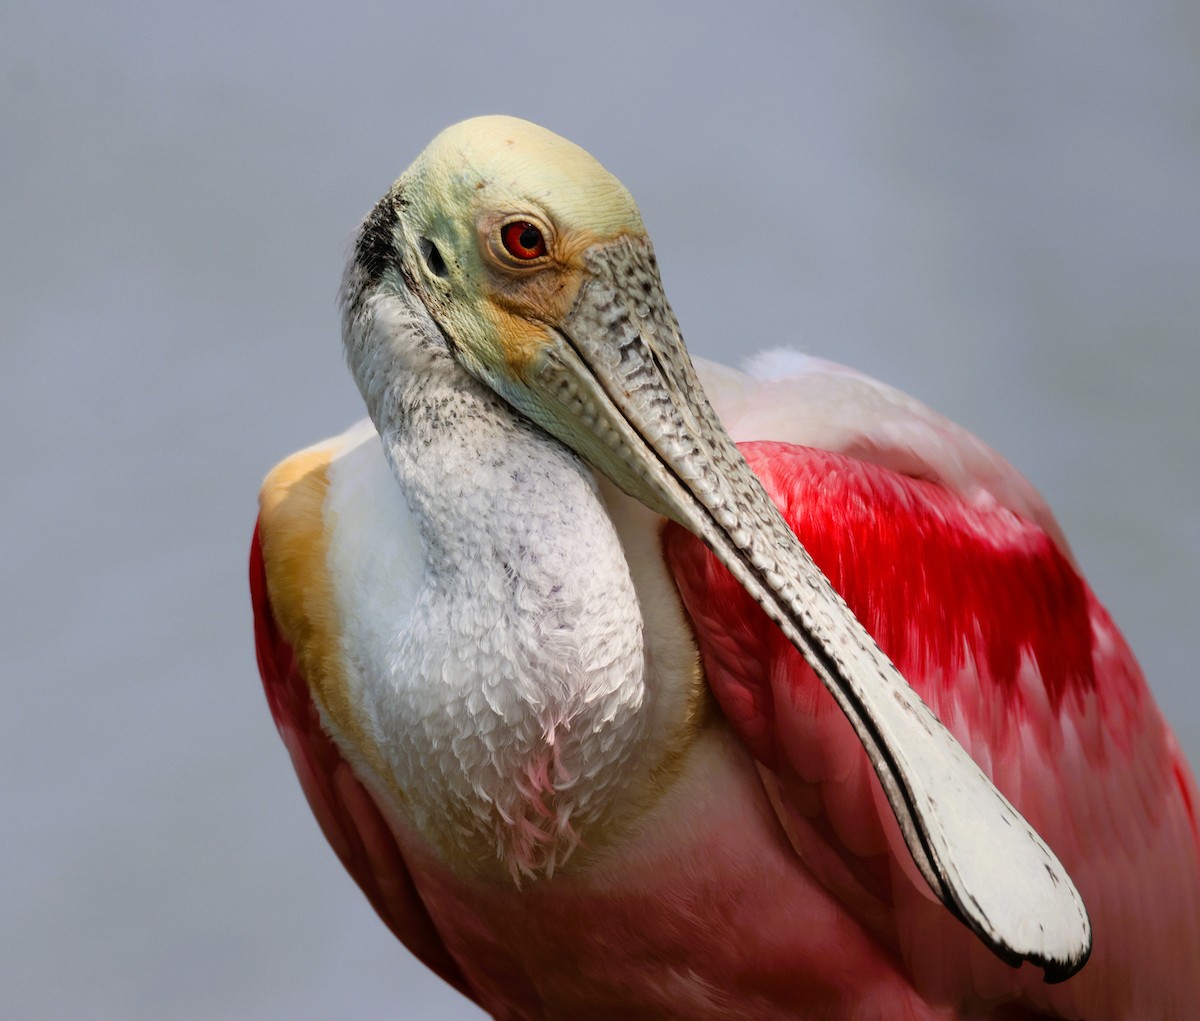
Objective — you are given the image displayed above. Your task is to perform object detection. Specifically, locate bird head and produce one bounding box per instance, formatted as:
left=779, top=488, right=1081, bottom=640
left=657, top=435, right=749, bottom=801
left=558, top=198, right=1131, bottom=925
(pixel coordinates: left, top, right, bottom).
left=341, top=114, right=716, bottom=520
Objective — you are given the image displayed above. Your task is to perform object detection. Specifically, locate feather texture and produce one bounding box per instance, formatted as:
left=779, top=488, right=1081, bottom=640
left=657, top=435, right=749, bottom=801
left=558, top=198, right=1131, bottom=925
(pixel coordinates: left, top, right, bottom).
left=252, top=355, right=1200, bottom=1018
left=664, top=435, right=1200, bottom=1016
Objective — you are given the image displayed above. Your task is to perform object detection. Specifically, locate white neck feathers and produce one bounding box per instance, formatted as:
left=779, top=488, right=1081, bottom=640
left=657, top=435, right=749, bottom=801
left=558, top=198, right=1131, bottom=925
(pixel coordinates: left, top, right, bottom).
left=355, top=334, right=655, bottom=876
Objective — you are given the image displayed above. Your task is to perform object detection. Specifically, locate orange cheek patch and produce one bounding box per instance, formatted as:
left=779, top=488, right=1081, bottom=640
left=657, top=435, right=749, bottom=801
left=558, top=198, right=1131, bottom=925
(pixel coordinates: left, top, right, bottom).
left=477, top=226, right=648, bottom=381
left=486, top=308, right=557, bottom=380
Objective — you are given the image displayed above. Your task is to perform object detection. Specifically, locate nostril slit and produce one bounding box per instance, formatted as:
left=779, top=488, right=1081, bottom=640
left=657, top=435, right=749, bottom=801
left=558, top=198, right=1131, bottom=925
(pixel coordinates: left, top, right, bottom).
left=419, top=237, right=449, bottom=278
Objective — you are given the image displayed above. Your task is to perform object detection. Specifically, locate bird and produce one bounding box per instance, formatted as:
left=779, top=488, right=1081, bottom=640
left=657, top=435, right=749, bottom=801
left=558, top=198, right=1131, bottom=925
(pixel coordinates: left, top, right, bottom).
left=250, top=116, right=1200, bottom=1019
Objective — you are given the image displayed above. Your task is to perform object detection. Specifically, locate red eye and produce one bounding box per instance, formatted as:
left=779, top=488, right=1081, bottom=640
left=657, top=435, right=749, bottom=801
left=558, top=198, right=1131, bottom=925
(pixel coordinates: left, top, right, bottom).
left=500, top=221, right=547, bottom=260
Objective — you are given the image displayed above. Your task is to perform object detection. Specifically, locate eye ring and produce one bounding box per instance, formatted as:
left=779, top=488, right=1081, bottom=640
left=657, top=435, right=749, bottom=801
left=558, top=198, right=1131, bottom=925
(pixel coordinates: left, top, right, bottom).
left=498, top=219, right=549, bottom=262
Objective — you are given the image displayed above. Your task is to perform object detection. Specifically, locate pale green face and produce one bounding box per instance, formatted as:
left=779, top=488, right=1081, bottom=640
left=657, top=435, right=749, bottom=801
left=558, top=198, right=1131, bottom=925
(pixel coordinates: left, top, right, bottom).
left=392, top=116, right=646, bottom=393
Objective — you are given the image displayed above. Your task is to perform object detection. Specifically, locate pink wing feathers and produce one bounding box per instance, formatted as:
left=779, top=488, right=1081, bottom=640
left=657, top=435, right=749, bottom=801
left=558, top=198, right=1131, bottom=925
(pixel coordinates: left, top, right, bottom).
left=249, top=524, right=472, bottom=998
left=663, top=440, right=1200, bottom=1016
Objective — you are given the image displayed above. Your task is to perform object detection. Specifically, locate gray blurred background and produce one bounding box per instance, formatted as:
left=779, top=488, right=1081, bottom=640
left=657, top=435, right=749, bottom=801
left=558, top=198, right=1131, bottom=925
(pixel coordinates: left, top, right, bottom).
left=2, top=2, right=1196, bottom=1018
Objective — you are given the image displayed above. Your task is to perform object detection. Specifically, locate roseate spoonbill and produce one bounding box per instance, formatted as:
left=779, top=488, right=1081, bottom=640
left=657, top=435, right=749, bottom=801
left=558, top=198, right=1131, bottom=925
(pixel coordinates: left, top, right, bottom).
left=250, top=116, right=1200, bottom=1019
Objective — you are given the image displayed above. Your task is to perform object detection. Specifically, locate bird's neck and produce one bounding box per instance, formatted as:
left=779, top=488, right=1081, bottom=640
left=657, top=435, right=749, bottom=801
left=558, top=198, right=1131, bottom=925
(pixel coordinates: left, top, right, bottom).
left=368, top=352, right=675, bottom=878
